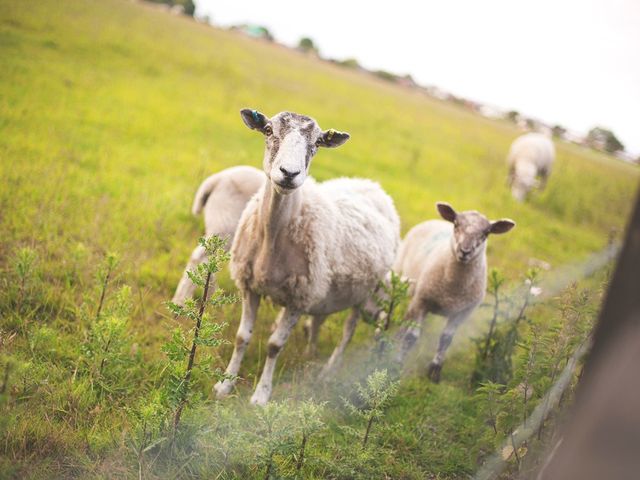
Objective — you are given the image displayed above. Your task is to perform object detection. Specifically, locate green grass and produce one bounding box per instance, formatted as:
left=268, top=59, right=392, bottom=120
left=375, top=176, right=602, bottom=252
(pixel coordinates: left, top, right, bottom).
left=0, top=0, right=638, bottom=478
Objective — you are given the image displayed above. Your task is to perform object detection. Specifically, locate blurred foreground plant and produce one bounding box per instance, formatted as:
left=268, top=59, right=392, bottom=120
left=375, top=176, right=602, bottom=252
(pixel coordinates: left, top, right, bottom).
left=343, top=369, right=399, bottom=449
left=371, top=272, right=409, bottom=358
left=471, top=268, right=539, bottom=387
left=164, top=235, right=236, bottom=433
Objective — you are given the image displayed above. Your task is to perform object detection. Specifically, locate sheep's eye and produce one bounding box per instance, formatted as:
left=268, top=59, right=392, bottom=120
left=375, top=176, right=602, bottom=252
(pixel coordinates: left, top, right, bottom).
left=264, top=125, right=273, bottom=136
left=315, top=137, right=323, bottom=147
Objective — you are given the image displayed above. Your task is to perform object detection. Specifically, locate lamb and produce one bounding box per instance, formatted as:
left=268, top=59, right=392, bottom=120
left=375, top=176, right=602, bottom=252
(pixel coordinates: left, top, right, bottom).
left=214, top=109, right=400, bottom=405
left=172, top=165, right=265, bottom=305
left=507, top=132, right=555, bottom=201
left=395, top=202, right=515, bottom=382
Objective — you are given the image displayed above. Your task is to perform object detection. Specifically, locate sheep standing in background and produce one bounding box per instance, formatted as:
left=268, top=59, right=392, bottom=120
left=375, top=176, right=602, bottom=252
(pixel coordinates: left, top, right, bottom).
left=507, top=132, right=555, bottom=201
left=172, top=165, right=265, bottom=305
left=214, top=109, right=400, bottom=405
left=395, top=202, right=515, bottom=383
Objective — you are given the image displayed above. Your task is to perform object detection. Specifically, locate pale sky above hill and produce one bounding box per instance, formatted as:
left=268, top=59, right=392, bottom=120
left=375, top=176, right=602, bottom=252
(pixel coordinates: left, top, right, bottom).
left=196, top=0, right=640, bottom=156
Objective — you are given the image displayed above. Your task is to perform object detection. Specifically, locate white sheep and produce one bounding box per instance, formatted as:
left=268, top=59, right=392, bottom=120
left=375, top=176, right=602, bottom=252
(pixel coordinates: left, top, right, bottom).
left=395, top=202, right=515, bottom=382
left=172, top=165, right=265, bottom=305
left=507, top=132, right=555, bottom=201
left=214, top=109, right=400, bottom=405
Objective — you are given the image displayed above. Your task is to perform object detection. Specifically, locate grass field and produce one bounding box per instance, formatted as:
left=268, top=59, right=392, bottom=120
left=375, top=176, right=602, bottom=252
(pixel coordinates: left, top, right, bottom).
left=0, top=0, right=638, bottom=478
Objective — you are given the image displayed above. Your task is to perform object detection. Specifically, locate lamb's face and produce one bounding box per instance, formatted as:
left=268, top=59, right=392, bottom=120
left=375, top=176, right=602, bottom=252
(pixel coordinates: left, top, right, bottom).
left=436, top=202, right=516, bottom=264
left=240, top=109, right=350, bottom=195
left=450, top=211, right=492, bottom=263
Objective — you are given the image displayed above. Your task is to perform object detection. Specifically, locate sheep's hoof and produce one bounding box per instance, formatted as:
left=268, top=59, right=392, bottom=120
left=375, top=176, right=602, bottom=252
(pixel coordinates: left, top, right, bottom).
left=171, top=296, right=187, bottom=309
left=427, top=362, right=442, bottom=383
left=318, top=361, right=337, bottom=382
left=250, top=387, right=271, bottom=406
left=213, top=379, right=235, bottom=399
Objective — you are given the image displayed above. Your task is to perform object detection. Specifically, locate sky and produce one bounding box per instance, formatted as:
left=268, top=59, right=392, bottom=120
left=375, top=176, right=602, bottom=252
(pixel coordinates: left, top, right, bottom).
left=195, top=0, right=639, bottom=155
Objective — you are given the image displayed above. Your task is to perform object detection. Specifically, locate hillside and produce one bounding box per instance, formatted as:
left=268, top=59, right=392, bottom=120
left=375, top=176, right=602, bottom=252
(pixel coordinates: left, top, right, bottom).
left=0, top=0, right=638, bottom=478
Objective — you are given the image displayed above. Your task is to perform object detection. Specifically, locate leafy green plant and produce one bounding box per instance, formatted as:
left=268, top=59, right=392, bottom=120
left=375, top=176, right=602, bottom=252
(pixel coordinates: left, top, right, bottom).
left=473, top=273, right=603, bottom=477
left=164, top=235, right=236, bottom=432
left=344, top=369, right=399, bottom=449
left=94, top=252, right=118, bottom=321
left=14, top=247, right=38, bottom=315
left=471, top=269, right=540, bottom=387
left=293, top=399, right=325, bottom=474
left=74, top=277, right=141, bottom=408
left=371, top=272, right=409, bottom=357
left=0, top=247, right=41, bottom=335
left=127, top=392, right=168, bottom=479
left=251, top=401, right=297, bottom=480
left=476, top=380, right=503, bottom=435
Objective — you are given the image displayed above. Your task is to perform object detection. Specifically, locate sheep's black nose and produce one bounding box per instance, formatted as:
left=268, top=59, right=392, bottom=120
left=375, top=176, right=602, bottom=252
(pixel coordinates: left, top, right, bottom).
left=279, top=166, right=300, bottom=178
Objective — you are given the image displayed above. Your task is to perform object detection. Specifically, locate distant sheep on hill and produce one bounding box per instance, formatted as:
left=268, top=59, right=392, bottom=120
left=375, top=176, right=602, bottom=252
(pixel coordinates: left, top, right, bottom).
left=507, top=132, right=555, bottom=201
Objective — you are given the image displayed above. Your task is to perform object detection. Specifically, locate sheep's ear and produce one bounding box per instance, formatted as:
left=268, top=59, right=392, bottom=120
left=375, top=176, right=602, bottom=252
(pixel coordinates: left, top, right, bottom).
left=490, top=219, right=516, bottom=234
left=436, top=202, right=457, bottom=223
left=317, top=129, right=350, bottom=148
left=240, top=109, right=269, bottom=132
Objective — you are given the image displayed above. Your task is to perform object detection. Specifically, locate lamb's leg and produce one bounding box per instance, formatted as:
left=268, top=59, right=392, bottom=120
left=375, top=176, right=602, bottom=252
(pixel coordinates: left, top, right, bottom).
left=427, top=309, right=471, bottom=383
left=395, top=300, right=428, bottom=364
left=172, top=244, right=207, bottom=306
left=251, top=308, right=301, bottom=406
left=304, top=315, right=327, bottom=358
left=214, top=290, right=260, bottom=398
left=319, top=308, right=359, bottom=379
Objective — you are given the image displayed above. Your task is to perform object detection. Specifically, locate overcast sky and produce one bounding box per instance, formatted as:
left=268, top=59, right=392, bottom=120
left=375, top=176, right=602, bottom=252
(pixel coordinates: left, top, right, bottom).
left=196, top=0, right=639, bottom=155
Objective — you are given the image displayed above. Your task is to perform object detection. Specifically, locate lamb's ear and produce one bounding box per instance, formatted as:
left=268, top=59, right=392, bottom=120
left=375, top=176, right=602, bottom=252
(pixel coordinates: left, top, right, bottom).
left=317, top=129, right=350, bottom=148
left=489, top=219, right=516, bottom=234
left=436, top=202, right=457, bottom=223
left=240, top=109, right=269, bottom=132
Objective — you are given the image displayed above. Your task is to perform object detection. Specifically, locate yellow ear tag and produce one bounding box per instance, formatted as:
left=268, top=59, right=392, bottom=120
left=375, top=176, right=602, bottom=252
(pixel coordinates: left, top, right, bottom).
left=326, top=129, right=335, bottom=141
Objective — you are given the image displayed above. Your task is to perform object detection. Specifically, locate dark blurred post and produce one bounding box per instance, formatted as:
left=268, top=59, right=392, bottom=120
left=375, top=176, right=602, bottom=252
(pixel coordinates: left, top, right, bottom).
left=537, top=188, right=640, bottom=479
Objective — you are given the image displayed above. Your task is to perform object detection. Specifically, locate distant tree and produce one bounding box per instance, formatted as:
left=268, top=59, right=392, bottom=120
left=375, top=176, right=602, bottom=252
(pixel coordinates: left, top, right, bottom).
left=259, top=26, right=274, bottom=42
left=586, top=127, right=624, bottom=153
left=506, top=110, right=519, bottom=123
left=374, top=70, right=398, bottom=82
left=146, top=0, right=195, bottom=16
left=552, top=125, right=567, bottom=138
left=177, top=0, right=195, bottom=15
left=298, top=37, right=318, bottom=54
left=525, top=118, right=537, bottom=130
left=339, top=58, right=360, bottom=69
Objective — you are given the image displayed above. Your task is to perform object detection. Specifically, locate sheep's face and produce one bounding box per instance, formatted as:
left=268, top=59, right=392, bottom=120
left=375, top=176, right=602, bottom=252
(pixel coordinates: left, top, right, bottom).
left=436, top=202, right=516, bottom=264
left=240, top=109, right=350, bottom=195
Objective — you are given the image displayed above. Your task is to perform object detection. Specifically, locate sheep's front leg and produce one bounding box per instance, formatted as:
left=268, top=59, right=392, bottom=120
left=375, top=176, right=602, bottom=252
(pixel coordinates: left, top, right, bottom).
left=250, top=308, right=301, bottom=406
left=319, top=308, right=359, bottom=379
left=304, top=315, right=327, bottom=358
left=214, top=290, right=260, bottom=398
left=172, top=244, right=207, bottom=306
left=395, top=300, right=428, bottom=364
left=427, top=308, right=472, bottom=383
